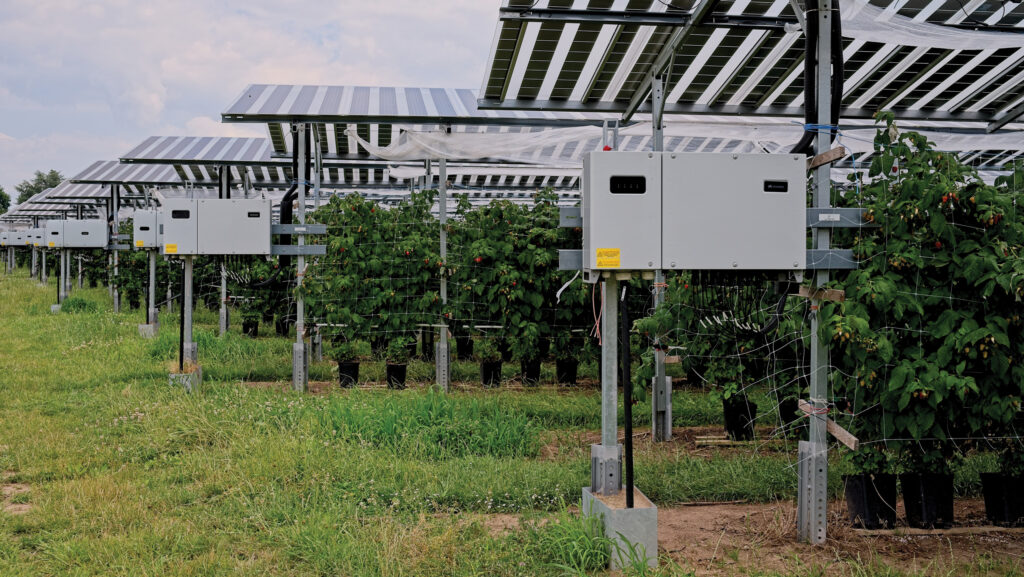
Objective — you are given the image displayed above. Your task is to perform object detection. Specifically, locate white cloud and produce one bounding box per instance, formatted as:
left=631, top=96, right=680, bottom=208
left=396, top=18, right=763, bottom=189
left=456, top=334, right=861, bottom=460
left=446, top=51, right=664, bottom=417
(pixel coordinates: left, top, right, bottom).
left=0, top=0, right=503, bottom=190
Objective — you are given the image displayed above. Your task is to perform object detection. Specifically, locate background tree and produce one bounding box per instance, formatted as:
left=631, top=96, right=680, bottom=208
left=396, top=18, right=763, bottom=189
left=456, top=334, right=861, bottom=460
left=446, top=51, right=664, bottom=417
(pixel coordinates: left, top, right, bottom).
left=0, top=185, right=9, bottom=214
left=15, top=170, right=64, bottom=204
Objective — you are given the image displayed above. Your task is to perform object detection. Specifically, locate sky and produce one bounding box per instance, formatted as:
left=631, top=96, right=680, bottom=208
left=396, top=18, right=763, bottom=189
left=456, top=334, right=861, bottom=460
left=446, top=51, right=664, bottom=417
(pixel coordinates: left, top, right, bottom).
left=0, top=0, right=502, bottom=196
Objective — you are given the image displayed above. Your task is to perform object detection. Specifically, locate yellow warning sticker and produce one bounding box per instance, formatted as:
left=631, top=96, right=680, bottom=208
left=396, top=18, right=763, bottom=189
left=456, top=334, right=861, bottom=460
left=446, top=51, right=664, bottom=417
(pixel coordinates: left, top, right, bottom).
left=48, top=242, right=55, bottom=247
left=165, top=244, right=178, bottom=254
left=596, top=248, right=621, bottom=268
left=135, top=240, right=143, bottom=247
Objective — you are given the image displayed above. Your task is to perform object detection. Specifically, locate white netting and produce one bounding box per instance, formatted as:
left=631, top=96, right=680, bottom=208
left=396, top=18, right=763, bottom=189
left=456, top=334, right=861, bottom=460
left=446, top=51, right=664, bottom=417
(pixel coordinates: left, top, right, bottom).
left=843, top=0, right=1024, bottom=50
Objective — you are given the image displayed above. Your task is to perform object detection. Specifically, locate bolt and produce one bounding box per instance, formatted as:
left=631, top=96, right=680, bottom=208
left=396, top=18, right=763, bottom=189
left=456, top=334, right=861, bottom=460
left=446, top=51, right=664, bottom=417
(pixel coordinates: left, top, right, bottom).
left=648, top=261, right=653, bottom=266
left=732, top=261, right=738, bottom=268
left=670, top=261, right=676, bottom=267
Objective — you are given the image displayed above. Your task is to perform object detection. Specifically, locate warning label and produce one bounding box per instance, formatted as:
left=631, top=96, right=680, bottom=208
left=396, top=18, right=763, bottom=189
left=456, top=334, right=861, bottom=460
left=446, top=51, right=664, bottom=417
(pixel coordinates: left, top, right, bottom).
left=165, top=244, right=178, bottom=254
left=596, top=248, right=621, bottom=268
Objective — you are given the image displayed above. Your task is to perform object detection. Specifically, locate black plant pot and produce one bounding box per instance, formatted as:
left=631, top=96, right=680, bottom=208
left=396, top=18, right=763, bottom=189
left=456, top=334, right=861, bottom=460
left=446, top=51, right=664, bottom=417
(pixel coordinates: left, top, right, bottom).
left=455, top=334, right=473, bottom=361
left=722, top=395, right=757, bottom=441
left=900, top=473, right=954, bottom=529
left=337, top=361, right=359, bottom=388
left=499, top=340, right=512, bottom=363
left=981, top=473, right=1024, bottom=526
left=407, top=338, right=418, bottom=359
left=844, top=473, right=898, bottom=529
left=556, top=358, right=579, bottom=385
left=521, top=358, right=541, bottom=386
left=386, top=363, right=407, bottom=389
left=242, top=319, right=259, bottom=337
left=481, top=360, right=502, bottom=388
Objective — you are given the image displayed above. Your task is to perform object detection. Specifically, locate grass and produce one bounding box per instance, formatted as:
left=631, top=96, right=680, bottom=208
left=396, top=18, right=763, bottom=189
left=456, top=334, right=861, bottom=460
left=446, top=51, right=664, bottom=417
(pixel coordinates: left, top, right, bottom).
left=0, top=268, right=1017, bottom=576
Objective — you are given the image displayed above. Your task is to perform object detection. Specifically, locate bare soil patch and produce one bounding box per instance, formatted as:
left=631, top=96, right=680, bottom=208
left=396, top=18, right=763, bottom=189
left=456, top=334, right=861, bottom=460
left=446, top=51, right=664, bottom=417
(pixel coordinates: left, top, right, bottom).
left=2, top=480, right=31, bottom=516
left=654, top=499, right=1024, bottom=575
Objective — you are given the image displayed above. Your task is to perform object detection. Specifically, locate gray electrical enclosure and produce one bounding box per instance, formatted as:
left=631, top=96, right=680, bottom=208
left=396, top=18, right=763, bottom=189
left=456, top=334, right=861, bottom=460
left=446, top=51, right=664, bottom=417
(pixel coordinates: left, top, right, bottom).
left=29, top=228, right=44, bottom=247
left=133, top=209, right=161, bottom=249
left=0, top=232, right=8, bottom=246
left=162, top=198, right=272, bottom=256
left=583, top=152, right=806, bottom=273
left=662, top=153, right=806, bottom=271
left=45, top=221, right=64, bottom=248
left=63, top=220, right=108, bottom=248
left=583, top=152, right=663, bottom=271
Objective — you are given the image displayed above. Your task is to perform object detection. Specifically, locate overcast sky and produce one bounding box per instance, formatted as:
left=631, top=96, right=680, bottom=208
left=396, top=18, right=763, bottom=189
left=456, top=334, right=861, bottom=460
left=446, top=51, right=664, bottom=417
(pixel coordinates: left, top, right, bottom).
left=0, top=0, right=501, bottom=196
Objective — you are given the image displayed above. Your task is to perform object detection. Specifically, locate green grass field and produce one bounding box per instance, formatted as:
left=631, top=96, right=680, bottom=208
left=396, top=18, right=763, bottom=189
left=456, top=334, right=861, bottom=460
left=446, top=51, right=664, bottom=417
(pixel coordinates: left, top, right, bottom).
left=1, top=269, right=1020, bottom=576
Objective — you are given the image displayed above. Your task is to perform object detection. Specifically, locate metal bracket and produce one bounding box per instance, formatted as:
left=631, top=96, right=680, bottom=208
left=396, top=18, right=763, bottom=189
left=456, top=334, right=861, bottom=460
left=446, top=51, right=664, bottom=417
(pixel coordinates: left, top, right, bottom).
left=559, top=249, right=582, bottom=271
left=806, top=249, right=857, bottom=270
left=108, top=244, right=131, bottom=251
left=271, top=245, right=327, bottom=256
left=807, top=208, right=876, bottom=228
left=559, top=206, right=581, bottom=228
left=272, top=224, right=327, bottom=235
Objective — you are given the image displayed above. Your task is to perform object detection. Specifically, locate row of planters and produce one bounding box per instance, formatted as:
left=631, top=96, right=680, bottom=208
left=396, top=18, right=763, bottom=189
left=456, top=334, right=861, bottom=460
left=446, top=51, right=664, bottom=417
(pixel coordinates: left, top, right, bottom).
left=304, top=188, right=660, bottom=389
left=824, top=116, right=1024, bottom=528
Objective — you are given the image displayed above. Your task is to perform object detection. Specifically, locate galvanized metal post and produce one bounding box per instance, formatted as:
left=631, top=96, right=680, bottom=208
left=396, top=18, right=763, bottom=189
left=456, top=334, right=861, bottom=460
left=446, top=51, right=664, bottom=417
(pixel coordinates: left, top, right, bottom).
left=591, top=274, right=622, bottom=495
left=148, top=250, right=158, bottom=327
left=798, top=0, right=832, bottom=546
left=650, top=74, right=672, bottom=442
left=218, top=166, right=230, bottom=337
left=437, top=158, right=450, bottom=392
left=64, top=249, right=72, bottom=296
left=40, top=249, right=47, bottom=285
left=314, top=128, right=323, bottom=210
left=293, top=124, right=309, bottom=392
left=183, top=255, right=197, bottom=363
left=77, top=253, right=82, bottom=289
left=112, top=184, right=120, bottom=314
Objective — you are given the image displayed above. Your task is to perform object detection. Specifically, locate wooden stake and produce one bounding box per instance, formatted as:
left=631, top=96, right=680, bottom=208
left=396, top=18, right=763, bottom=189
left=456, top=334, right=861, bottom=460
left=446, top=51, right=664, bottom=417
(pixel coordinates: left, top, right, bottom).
left=807, top=146, right=847, bottom=170
left=799, top=400, right=859, bottom=451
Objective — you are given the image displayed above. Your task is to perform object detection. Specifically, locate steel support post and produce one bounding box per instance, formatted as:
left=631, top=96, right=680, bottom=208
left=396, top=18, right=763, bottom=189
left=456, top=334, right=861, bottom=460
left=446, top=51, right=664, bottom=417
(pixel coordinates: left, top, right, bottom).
left=64, top=250, right=72, bottom=296
left=591, top=274, right=623, bottom=495
left=798, top=0, right=832, bottom=546
left=650, top=74, right=672, bottom=442
left=183, top=255, right=197, bottom=363
left=292, top=124, right=309, bottom=392
left=31, top=247, right=37, bottom=280
left=41, top=250, right=47, bottom=285
left=436, top=159, right=450, bottom=392
left=58, top=250, right=65, bottom=303
left=112, top=184, right=120, bottom=313
left=148, top=250, right=159, bottom=327
left=77, top=253, right=82, bottom=289
left=218, top=167, right=230, bottom=336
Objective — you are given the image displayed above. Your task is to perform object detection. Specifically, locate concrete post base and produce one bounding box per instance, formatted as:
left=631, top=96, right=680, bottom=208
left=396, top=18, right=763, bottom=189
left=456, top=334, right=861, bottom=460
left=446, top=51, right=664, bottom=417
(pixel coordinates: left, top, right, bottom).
left=582, top=486, right=658, bottom=570
left=138, top=324, right=158, bottom=338
left=50, top=304, right=61, bottom=314
left=170, top=366, right=202, bottom=394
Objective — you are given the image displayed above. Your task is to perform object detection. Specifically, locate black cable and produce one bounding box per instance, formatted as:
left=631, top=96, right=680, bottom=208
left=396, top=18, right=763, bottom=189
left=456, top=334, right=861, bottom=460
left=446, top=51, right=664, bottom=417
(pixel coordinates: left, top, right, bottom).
left=178, top=271, right=185, bottom=372
left=621, top=284, right=634, bottom=509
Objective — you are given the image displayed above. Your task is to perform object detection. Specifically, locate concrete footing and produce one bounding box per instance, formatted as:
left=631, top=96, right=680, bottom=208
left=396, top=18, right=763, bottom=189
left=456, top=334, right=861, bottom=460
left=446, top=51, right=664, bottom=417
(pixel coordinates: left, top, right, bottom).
left=582, top=486, right=658, bottom=570
left=138, top=324, right=158, bottom=338
left=50, top=304, right=61, bottom=314
left=170, top=366, right=202, bottom=394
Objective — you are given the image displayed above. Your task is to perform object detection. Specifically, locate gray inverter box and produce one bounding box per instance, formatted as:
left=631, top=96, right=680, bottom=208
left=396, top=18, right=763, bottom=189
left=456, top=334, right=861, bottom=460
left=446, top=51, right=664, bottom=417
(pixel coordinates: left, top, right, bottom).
left=133, top=209, right=161, bottom=249
left=197, top=198, right=272, bottom=255
left=662, top=153, right=806, bottom=271
left=45, top=220, right=64, bottom=248
left=162, top=199, right=199, bottom=256
left=583, top=151, right=663, bottom=272
left=0, top=232, right=8, bottom=246
left=30, top=228, right=44, bottom=247
left=63, top=219, right=108, bottom=248
left=162, top=198, right=272, bottom=256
